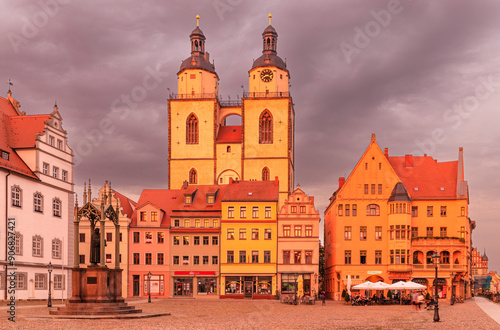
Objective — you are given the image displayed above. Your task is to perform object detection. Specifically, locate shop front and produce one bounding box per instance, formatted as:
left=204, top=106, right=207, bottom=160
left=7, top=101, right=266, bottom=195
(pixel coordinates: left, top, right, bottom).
left=172, top=271, right=218, bottom=298
left=221, top=275, right=275, bottom=299
left=280, top=273, right=312, bottom=296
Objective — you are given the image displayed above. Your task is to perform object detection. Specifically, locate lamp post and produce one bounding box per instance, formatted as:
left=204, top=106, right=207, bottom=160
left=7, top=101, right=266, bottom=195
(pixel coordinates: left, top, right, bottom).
left=148, top=271, right=152, bottom=303
left=47, top=262, right=53, bottom=307
left=432, top=251, right=440, bottom=322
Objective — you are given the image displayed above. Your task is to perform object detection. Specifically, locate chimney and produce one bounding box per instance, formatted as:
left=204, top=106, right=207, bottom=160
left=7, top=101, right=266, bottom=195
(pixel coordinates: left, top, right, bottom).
left=405, top=155, right=413, bottom=168
left=339, top=177, right=345, bottom=189
left=384, top=148, right=389, bottom=158
left=229, top=177, right=233, bottom=184
left=182, top=180, right=189, bottom=189
left=275, top=176, right=279, bottom=185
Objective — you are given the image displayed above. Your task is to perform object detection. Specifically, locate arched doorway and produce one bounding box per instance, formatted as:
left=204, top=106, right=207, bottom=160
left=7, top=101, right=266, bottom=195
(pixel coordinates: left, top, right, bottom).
left=365, top=275, right=384, bottom=283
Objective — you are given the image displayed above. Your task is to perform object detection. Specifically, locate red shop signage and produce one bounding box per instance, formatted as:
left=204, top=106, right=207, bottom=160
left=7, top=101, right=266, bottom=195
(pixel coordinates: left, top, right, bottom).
left=174, top=271, right=216, bottom=276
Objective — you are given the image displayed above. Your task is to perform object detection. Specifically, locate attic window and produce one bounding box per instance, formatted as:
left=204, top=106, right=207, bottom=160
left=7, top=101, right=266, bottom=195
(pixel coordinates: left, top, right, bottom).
left=185, top=195, right=192, bottom=204
left=440, top=187, right=445, bottom=191
left=248, top=192, right=253, bottom=196
left=414, top=187, right=419, bottom=191
left=207, top=194, right=215, bottom=204
left=1, top=150, right=9, bottom=160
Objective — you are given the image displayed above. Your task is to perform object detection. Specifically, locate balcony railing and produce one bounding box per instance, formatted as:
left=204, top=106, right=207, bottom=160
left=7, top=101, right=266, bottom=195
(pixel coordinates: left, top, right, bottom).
left=388, top=264, right=413, bottom=272
left=220, top=100, right=242, bottom=107
left=243, top=91, right=290, bottom=98
left=169, top=93, right=217, bottom=100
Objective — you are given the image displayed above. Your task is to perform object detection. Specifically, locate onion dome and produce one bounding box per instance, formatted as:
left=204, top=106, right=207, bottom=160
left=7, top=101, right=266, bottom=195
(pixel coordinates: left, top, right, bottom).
left=251, top=14, right=287, bottom=71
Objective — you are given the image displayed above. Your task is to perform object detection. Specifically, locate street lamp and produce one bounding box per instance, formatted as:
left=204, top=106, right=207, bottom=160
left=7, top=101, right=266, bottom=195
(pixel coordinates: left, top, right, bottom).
left=47, top=262, right=53, bottom=307
left=147, top=271, right=152, bottom=303
left=431, top=251, right=440, bottom=322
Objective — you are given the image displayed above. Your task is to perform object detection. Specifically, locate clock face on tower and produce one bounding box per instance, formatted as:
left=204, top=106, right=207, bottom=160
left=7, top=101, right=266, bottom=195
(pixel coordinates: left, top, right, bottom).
left=260, top=69, right=274, bottom=82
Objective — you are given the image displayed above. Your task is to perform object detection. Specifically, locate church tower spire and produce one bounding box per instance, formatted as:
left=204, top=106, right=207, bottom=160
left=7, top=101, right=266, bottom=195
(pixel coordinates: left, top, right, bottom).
left=262, top=13, right=278, bottom=54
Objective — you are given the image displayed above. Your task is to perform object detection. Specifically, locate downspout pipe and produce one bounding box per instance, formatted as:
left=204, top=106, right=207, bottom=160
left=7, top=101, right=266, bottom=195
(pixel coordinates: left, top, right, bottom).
left=4, top=170, right=11, bottom=300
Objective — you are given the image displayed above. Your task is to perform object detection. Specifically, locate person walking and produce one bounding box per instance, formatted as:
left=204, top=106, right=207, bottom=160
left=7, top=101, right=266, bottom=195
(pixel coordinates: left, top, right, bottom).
left=321, top=292, right=326, bottom=306
left=417, top=291, right=424, bottom=311
left=412, top=291, right=419, bottom=311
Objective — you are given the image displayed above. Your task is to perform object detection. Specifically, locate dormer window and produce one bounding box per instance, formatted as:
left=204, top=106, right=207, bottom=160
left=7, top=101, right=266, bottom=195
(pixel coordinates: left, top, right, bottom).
left=207, top=194, right=215, bottom=204
left=1, top=150, right=9, bottom=160
left=185, top=195, right=192, bottom=204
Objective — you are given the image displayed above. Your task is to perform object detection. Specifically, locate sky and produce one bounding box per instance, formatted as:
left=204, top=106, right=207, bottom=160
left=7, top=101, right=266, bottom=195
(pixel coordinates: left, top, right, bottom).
left=1, top=0, right=499, bottom=271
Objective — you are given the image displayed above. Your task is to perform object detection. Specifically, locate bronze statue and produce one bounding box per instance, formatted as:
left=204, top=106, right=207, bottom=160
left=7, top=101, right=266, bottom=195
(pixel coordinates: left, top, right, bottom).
left=90, top=228, right=100, bottom=265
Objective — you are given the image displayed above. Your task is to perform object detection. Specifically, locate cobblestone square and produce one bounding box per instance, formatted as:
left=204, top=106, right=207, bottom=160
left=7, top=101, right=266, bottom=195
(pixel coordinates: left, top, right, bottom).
left=2, top=298, right=499, bottom=329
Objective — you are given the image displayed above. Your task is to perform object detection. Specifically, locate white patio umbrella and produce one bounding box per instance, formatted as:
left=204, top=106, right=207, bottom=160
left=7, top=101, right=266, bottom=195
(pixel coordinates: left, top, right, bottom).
left=352, top=281, right=375, bottom=290
left=402, top=281, right=426, bottom=290
left=372, top=281, right=391, bottom=290
left=388, top=281, right=407, bottom=290
left=347, top=275, right=352, bottom=297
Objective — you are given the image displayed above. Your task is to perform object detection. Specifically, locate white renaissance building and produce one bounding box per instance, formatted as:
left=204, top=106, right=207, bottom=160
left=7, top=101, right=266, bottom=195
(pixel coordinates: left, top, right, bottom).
left=0, top=90, right=74, bottom=300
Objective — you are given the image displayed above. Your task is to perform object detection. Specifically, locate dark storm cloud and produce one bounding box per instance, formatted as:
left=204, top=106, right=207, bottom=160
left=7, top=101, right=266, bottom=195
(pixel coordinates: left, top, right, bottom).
left=2, top=0, right=499, bottom=270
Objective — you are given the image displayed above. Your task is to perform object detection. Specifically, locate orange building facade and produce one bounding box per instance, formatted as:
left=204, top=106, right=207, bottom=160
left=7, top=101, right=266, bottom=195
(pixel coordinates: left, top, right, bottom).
left=324, top=134, right=473, bottom=301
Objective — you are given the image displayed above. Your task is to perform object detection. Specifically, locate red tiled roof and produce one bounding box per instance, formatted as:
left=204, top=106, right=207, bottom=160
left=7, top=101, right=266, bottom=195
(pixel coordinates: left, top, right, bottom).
left=113, top=190, right=137, bottom=218
left=172, top=184, right=227, bottom=214
left=216, top=125, right=242, bottom=143
left=0, top=95, right=47, bottom=179
left=222, top=180, right=279, bottom=202
left=388, top=155, right=458, bottom=200
left=130, top=189, right=180, bottom=227
left=9, top=115, right=50, bottom=148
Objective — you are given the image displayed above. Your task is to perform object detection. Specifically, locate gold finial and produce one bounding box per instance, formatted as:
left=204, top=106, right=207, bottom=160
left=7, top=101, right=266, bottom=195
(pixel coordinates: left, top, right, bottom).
left=196, top=15, right=200, bottom=27
left=268, top=13, right=272, bottom=25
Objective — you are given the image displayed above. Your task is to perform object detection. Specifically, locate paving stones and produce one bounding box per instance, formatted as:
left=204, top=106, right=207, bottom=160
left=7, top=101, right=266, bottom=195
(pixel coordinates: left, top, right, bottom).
left=4, top=298, right=499, bottom=329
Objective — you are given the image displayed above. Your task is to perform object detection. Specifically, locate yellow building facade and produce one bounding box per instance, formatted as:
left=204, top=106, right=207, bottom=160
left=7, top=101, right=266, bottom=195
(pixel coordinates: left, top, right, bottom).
left=324, top=134, right=472, bottom=301
left=220, top=180, right=279, bottom=299
left=168, top=15, right=294, bottom=205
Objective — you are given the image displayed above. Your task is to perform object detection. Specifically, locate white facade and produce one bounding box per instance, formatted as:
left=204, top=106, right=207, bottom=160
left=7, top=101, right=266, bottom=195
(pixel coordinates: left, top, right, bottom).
left=1, top=95, right=74, bottom=301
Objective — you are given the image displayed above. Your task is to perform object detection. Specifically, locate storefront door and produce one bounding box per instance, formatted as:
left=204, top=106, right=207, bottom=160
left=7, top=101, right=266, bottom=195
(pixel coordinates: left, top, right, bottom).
left=133, top=275, right=140, bottom=296
left=244, top=281, right=253, bottom=298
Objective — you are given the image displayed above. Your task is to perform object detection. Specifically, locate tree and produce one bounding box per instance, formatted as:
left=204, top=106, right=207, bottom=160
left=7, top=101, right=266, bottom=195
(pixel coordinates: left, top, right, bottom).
left=319, top=242, right=325, bottom=291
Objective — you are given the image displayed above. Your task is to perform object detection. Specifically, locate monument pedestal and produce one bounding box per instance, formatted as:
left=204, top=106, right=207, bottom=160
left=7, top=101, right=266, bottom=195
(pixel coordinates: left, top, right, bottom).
left=53, top=266, right=136, bottom=316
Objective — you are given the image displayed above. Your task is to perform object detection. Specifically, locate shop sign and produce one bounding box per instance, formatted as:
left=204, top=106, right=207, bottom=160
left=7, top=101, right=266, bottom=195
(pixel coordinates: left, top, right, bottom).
left=174, top=271, right=216, bottom=276
left=367, top=271, right=382, bottom=275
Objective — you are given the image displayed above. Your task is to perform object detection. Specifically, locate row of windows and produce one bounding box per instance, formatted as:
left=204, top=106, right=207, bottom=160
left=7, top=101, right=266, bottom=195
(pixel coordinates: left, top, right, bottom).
left=42, top=163, right=68, bottom=181
left=173, top=218, right=218, bottom=228
left=282, top=225, right=314, bottom=237
left=343, top=226, right=466, bottom=240
left=226, top=251, right=271, bottom=264
left=11, top=186, right=62, bottom=217
left=0, top=273, right=65, bottom=290
left=282, top=250, right=313, bottom=264
left=338, top=204, right=379, bottom=216
left=227, top=206, right=272, bottom=219
left=132, top=232, right=165, bottom=244
left=227, top=228, right=271, bottom=240
left=173, top=235, right=218, bottom=246
left=79, top=254, right=122, bottom=264
left=13, top=233, right=62, bottom=259
left=414, top=251, right=461, bottom=265
left=344, top=250, right=401, bottom=265
left=139, top=211, right=159, bottom=222
left=173, top=255, right=218, bottom=265
left=338, top=204, right=466, bottom=218
left=363, top=183, right=383, bottom=195
left=47, top=135, right=64, bottom=151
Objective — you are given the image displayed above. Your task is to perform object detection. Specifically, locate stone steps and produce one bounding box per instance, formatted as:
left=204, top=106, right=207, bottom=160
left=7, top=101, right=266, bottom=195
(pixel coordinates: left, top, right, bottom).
left=50, top=301, right=142, bottom=316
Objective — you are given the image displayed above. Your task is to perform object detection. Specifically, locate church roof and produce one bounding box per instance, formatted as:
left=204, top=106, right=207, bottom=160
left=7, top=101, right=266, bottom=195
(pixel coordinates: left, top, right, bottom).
left=251, top=53, right=287, bottom=71
left=216, top=125, right=242, bottom=144
left=179, top=55, right=216, bottom=74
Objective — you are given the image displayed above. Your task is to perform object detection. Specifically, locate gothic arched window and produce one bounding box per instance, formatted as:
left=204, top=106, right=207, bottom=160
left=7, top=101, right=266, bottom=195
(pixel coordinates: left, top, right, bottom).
left=189, top=168, right=197, bottom=184
left=186, top=113, right=199, bottom=144
left=259, top=110, right=273, bottom=144
left=262, top=167, right=270, bottom=181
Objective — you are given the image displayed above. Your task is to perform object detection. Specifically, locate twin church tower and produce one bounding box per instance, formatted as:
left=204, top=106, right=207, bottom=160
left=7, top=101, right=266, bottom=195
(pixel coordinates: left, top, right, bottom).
left=168, top=15, right=295, bottom=205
